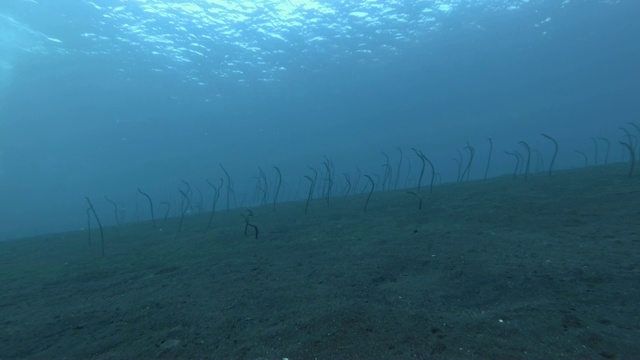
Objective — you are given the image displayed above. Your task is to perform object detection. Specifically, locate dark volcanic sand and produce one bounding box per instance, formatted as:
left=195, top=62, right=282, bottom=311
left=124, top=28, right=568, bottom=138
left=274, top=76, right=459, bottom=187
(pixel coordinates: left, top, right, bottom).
left=1, top=164, right=639, bottom=359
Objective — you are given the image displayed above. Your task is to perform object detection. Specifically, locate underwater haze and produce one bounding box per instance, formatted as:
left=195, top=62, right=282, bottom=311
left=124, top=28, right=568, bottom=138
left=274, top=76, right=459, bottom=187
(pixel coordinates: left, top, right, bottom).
left=0, top=0, right=639, bottom=240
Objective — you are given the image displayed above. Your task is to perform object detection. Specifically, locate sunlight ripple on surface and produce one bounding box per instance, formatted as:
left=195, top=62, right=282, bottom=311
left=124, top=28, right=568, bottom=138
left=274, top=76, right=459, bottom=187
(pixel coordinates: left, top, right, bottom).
left=3, top=0, right=567, bottom=85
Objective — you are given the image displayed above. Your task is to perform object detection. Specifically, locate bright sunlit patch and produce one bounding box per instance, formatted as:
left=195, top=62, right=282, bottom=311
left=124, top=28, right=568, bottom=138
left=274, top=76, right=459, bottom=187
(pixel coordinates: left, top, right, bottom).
left=534, top=17, right=552, bottom=27
left=44, top=36, right=63, bottom=43
left=349, top=11, right=368, bottom=18
left=2, top=0, right=614, bottom=88
left=87, top=2, right=102, bottom=10
left=436, top=4, right=453, bottom=12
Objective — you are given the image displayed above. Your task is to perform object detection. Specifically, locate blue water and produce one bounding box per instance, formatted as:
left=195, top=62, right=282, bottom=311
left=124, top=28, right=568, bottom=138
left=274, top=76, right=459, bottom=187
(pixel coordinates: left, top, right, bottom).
left=0, top=0, right=638, bottom=240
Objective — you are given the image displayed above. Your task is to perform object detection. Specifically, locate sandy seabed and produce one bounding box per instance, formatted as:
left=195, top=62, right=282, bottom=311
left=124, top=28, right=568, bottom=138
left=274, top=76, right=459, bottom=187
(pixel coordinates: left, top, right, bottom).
left=1, top=164, right=639, bottom=359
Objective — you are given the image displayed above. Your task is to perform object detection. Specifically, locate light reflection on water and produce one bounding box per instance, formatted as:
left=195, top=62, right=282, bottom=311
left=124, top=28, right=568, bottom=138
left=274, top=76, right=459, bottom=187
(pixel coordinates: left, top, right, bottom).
left=0, top=0, right=621, bottom=89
